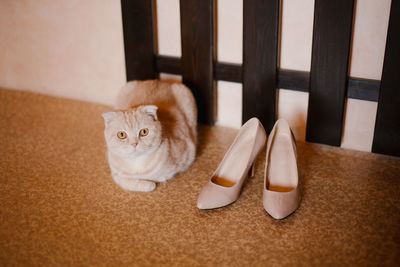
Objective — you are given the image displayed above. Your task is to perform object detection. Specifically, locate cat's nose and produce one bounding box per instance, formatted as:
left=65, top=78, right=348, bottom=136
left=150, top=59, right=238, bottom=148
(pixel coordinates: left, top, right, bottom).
left=131, top=142, right=138, bottom=148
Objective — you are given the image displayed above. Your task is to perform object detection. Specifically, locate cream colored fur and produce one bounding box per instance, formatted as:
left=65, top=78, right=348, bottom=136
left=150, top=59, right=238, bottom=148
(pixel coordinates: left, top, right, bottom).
left=102, top=80, right=197, bottom=192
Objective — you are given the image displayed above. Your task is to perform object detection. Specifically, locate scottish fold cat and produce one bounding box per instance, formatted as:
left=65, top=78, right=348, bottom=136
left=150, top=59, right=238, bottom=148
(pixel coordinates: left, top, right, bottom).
left=102, top=80, right=197, bottom=192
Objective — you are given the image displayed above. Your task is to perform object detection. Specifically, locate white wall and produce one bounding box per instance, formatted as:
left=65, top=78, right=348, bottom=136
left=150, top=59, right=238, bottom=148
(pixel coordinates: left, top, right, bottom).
left=0, top=0, right=126, bottom=105
left=0, top=0, right=392, bottom=152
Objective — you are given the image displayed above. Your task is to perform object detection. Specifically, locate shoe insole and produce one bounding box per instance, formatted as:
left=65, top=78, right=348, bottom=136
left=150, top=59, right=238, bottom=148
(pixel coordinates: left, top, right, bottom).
left=267, top=134, right=297, bottom=192
left=212, top=176, right=236, bottom=187
left=212, top=129, right=254, bottom=187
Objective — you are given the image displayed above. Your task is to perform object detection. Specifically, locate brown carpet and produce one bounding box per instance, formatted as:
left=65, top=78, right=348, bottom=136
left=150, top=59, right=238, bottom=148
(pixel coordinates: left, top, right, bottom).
left=1, top=88, right=400, bottom=266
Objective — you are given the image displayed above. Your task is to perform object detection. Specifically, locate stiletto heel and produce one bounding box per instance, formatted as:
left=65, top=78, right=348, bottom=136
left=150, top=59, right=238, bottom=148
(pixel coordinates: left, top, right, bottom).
left=248, top=162, right=255, bottom=178
left=197, top=118, right=267, bottom=209
left=263, top=119, right=301, bottom=219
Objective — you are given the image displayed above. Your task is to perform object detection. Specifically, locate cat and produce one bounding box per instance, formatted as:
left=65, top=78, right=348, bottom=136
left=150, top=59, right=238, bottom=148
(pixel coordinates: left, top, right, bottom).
left=102, top=80, right=197, bottom=192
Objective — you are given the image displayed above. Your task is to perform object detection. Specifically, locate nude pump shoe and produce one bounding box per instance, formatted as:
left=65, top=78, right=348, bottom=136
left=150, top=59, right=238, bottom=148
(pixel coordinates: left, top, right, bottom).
left=263, top=119, right=301, bottom=219
left=197, top=118, right=267, bottom=209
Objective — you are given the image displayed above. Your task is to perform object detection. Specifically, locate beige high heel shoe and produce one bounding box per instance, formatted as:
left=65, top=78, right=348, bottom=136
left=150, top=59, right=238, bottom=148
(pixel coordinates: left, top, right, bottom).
left=197, top=118, right=267, bottom=209
left=263, top=119, right=301, bottom=219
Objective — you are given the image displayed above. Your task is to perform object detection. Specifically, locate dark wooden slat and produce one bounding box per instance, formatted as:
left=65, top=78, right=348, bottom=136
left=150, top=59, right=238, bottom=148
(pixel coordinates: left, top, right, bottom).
left=121, top=0, right=157, bottom=81
left=156, top=55, right=181, bottom=75
left=372, top=1, right=400, bottom=157
left=180, top=0, right=215, bottom=124
left=278, top=69, right=310, bottom=92
left=306, top=0, right=355, bottom=146
left=242, top=0, right=280, bottom=131
left=214, top=62, right=242, bottom=83
left=154, top=55, right=380, bottom=102
left=347, top=78, right=380, bottom=102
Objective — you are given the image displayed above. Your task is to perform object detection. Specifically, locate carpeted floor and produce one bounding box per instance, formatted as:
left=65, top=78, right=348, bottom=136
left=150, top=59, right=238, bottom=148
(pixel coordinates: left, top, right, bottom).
left=1, top=88, right=400, bottom=266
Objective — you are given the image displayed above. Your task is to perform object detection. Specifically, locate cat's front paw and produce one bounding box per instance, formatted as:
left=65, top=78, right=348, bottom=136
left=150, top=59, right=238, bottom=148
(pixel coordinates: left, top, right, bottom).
left=112, top=174, right=156, bottom=192
left=136, top=180, right=156, bottom=192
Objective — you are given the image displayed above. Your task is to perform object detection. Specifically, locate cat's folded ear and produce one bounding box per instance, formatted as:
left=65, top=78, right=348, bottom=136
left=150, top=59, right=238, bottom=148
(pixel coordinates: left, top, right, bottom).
left=142, top=105, right=158, bottom=121
left=102, top=112, right=117, bottom=126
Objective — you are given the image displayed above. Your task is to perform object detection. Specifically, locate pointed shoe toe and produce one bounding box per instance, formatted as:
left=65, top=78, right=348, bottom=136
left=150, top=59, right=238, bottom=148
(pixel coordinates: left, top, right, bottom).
left=263, top=119, right=301, bottom=219
left=197, top=118, right=267, bottom=210
left=197, top=182, right=237, bottom=209
left=263, top=189, right=300, bottom=219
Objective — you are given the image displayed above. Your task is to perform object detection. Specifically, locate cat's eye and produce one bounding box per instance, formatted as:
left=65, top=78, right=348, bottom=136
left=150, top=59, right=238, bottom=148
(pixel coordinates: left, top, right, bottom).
left=139, top=128, right=149, bottom=137
left=117, top=131, right=127, bottom=139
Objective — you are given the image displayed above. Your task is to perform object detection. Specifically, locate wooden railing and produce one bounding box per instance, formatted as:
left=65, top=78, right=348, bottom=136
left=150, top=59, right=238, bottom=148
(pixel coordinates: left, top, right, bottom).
left=120, top=0, right=399, bottom=157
